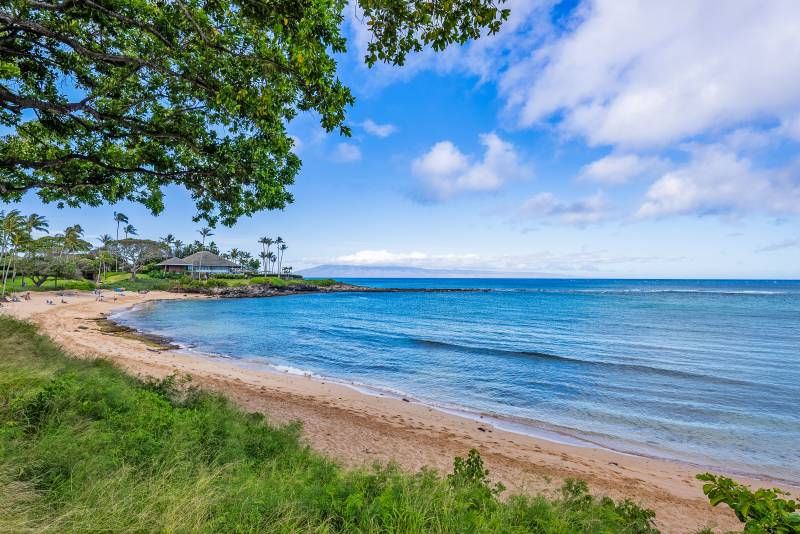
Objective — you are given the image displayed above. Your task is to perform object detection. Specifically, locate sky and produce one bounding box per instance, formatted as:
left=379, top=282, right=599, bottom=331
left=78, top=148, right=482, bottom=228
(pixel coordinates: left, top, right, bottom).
left=6, top=0, right=800, bottom=278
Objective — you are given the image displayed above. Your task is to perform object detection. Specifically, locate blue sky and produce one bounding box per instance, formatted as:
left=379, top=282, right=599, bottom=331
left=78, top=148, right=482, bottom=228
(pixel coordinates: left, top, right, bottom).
left=6, top=0, right=800, bottom=278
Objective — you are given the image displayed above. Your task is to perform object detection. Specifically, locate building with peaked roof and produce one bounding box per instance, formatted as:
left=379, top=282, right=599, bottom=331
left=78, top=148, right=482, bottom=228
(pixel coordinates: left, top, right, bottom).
left=155, top=251, right=241, bottom=274
left=155, top=257, right=190, bottom=273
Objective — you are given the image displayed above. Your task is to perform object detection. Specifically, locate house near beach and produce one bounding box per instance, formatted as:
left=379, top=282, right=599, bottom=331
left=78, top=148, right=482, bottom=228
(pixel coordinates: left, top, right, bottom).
left=156, top=251, right=241, bottom=274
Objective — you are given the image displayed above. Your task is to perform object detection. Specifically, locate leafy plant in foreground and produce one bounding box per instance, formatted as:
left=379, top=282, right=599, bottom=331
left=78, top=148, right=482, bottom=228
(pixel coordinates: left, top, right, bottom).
left=697, top=473, right=800, bottom=533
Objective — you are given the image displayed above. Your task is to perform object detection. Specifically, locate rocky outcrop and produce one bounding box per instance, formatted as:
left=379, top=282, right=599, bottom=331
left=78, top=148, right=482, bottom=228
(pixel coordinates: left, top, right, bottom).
left=173, top=283, right=487, bottom=298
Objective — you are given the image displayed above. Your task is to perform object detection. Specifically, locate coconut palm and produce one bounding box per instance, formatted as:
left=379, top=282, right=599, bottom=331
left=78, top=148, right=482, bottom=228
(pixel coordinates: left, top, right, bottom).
left=266, top=251, right=277, bottom=274
left=277, top=243, right=288, bottom=277
left=239, top=251, right=252, bottom=272
left=259, top=251, right=269, bottom=275
left=258, top=237, right=273, bottom=267
left=63, top=225, right=90, bottom=255
left=197, top=227, right=214, bottom=248
left=113, top=212, right=128, bottom=271
left=123, top=224, right=137, bottom=239
left=1, top=210, right=26, bottom=296
left=25, top=213, right=49, bottom=235
left=160, top=234, right=176, bottom=253
left=113, top=212, right=128, bottom=240
left=96, top=234, right=114, bottom=280
left=97, top=234, right=113, bottom=248
left=173, top=239, right=184, bottom=257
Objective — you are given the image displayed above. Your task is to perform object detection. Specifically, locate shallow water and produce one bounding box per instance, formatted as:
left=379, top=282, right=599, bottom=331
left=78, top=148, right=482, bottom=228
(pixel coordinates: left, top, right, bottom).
left=115, top=279, right=800, bottom=483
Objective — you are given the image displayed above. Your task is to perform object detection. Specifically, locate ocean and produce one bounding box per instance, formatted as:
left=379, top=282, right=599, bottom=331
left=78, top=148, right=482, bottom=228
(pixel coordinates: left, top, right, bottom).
left=113, top=278, right=800, bottom=483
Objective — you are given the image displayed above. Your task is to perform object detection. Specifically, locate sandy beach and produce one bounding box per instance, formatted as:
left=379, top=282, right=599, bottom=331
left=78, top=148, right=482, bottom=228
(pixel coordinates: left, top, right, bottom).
left=2, top=290, right=794, bottom=533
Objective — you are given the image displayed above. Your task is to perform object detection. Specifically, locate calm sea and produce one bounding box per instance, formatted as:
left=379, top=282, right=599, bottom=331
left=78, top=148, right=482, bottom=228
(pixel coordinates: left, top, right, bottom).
left=114, top=279, right=800, bottom=483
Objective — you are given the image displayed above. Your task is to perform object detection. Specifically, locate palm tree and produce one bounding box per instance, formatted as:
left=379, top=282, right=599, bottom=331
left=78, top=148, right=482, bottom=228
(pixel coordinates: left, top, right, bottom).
left=123, top=224, right=137, bottom=239
left=259, top=251, right=269, bottom=275
left=113, top=212, right=128, bottom=271
left=239, top=251, right=252, bottom=272
left=63, top=224, right=87, bottom=254
left=1, top=210, right=26, bottom=296
left=195, top=227, right=214, bottom=278
left=97, top=234, right=113, bottom=248
left=266, top=251, right=277, bottom=274
left=173, top=239, right=184, bottom=257
left=273, top=237, right=283, bottom=275
left=113, top=212, right=128, bottom=240
left=197, top=227, right=214, bottom=248
left=277, top=243, right=288, bottom=278
left=25, top=213, right=49, bottom=235
left=96, top=234, right=113, bottom=281
left=258, top=237, right=273, bottom=271
left=160, top=233, right=176, bottom=253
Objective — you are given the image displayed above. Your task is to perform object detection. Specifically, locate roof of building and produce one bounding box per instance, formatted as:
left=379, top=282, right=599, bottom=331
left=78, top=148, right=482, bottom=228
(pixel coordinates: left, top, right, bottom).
left=155, top=257, right=189, bottom=266
left=181, top=251, right=240, bottom=268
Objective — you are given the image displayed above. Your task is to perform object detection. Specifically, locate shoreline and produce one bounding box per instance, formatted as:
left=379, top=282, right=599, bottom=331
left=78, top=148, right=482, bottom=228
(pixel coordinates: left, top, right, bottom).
left=112, top=306, right=798, bottom=489
left=2, top=290, right=795, bottom=533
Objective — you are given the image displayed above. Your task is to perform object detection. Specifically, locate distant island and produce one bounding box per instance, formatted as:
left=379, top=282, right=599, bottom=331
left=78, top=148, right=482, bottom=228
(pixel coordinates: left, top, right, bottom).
left=297, top=264, right=558, bottom=278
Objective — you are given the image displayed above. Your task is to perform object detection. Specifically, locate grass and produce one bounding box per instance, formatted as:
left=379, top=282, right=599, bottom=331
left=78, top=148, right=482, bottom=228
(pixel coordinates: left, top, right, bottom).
left=4, top=277, right=96, bottom=292
left=0, top=315, right=664, bottom=533
left=4, top=273, right=338, bottom=294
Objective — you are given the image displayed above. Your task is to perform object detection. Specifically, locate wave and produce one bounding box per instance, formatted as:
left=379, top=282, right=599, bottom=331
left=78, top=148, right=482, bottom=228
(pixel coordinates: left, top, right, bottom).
left=412, top=339, right=756, bottom=386
left=492, top=288, right=790, bottom=296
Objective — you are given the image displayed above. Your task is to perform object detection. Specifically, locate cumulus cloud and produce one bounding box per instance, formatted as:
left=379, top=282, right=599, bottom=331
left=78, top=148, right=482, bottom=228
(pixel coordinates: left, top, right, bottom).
left=579, top=153, right=667, bottom=185
left=411, top=133, right=533, bottom=201
left=332, top=142, right=362, bottom=163
left=521, top=191, right=613, bottom=225
left=361, top=119, right=397, bottom=138
left=502, top=1, right=800, bottom=148
left=636, top=145, right=800, bottom=218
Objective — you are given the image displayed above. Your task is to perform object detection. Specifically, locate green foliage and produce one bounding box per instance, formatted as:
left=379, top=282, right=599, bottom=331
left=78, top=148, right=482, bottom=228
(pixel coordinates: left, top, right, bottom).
left=697, top=473, right=800, bottom=533
left=361, top=0, right=510, bottom=67
left=0, top=314, right=663, bottom=533
left=9, top=276, right=95, bottom=291
left=448, top=448, right=505, bottom=497
left=98, top=276, right=174, bottom=292
left=1, top=0, right=507, bottom=225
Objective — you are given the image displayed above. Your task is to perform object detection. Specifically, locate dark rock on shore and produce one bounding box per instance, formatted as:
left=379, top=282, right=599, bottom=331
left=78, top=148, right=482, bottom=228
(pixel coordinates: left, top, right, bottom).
left=173, top=282, right=488, bottom=298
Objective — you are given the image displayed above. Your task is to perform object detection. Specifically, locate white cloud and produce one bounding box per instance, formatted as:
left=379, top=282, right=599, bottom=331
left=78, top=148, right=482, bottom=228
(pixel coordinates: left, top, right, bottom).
left=501, top=1, right=800, bottom=148
left=636, top=145, right=800, bottom=218
left=579, top=153, right=666, bottom=185
left=411, top=133, right=533, bottom=201
left=362, top=119, right=397, bottom=138
left=501, top=0, right=800, bottom=146
left=521, top=191, right=612, bottom=225
left=332, top=142, right=362, bottom=163
left=757, top=235, right=800, bottom=253
left=336, top=249, right=479, bottom=266
left=330, top=248, right=657, bottom=274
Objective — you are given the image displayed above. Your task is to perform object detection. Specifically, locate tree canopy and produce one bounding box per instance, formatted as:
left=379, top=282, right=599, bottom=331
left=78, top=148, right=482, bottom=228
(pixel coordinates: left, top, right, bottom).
left=0, top=0, right=509, bottom=225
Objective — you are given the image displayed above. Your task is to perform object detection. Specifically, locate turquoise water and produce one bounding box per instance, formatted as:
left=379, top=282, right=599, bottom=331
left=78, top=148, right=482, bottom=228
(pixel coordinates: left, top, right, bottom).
left=115, top=279, right=800, bottom=483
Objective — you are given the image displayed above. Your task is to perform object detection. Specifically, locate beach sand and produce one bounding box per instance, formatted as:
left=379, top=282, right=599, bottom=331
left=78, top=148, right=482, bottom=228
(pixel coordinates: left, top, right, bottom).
left=2, top=290, right=793, bottom=533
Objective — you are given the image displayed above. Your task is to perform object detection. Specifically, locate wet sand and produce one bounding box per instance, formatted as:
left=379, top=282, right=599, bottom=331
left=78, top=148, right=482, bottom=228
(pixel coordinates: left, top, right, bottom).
left=3, top=290, right=792, bottom=533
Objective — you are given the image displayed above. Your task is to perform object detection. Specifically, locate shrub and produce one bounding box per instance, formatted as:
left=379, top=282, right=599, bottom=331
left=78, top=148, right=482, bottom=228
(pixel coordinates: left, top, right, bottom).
left=697, top=473, right=799, bottom=533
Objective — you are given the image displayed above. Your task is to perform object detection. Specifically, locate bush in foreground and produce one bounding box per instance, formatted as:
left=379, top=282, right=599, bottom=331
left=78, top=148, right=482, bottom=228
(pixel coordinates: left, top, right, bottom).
left=697, top=474, right=799, bottom=533
left=0, top=316, right=663, bottom=533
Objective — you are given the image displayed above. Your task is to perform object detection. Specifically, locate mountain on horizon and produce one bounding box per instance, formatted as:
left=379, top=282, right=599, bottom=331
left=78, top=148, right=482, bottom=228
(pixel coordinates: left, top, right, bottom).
left=296, top=264, right=556, bottom=278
